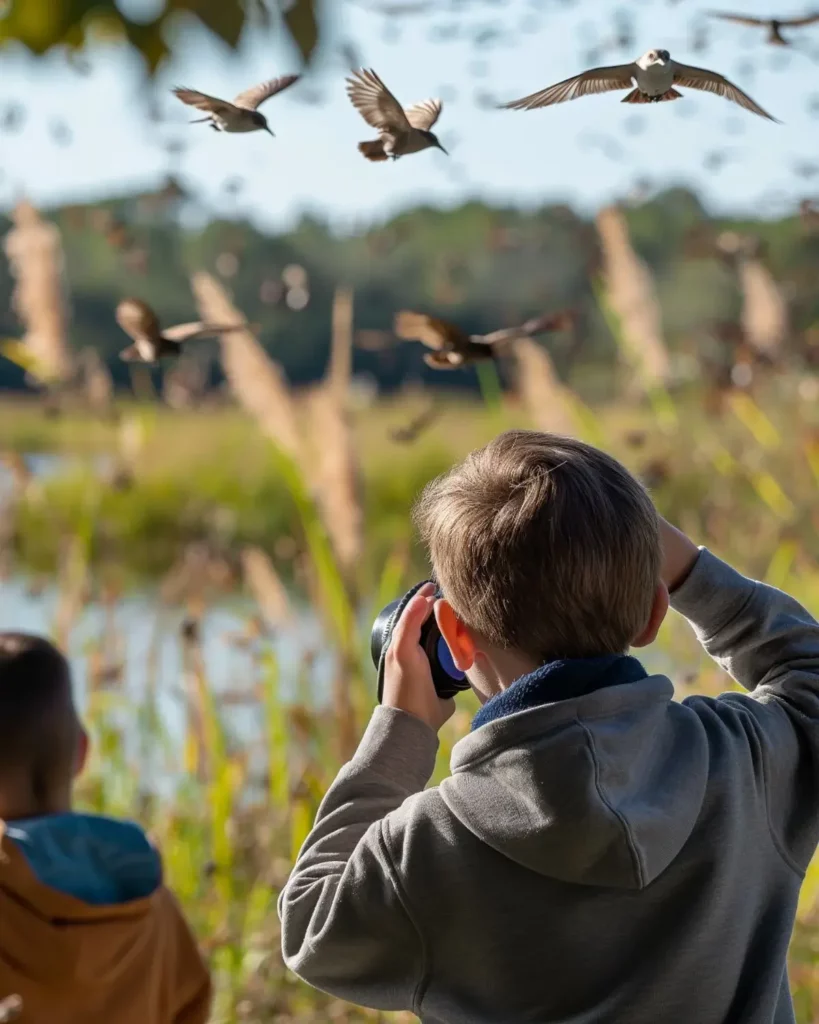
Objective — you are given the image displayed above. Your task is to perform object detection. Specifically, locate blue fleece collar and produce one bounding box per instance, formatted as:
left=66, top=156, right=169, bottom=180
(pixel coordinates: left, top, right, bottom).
left=472, top=654, right=648, bottom=731
left=5, top=812, right=161, bottom=906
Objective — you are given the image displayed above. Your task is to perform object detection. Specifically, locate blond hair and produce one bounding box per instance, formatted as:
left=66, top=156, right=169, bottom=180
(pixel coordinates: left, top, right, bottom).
left=413, top=431, right=660, bottom=662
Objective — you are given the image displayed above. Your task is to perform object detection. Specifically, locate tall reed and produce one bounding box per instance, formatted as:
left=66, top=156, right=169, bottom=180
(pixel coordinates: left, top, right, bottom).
left=513, top=338, right=590, bottom=439
left=739, top=254, right=789, bottom=359
left=595, top=204, right=671, bottom=391
left=190, top=271, right=302, bottom=461
left=3, top=199, right=74, bottom=386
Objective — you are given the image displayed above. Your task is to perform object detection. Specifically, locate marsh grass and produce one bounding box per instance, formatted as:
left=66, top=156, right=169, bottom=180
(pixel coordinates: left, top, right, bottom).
left=2, top=230, right=819, bottom=1018
left=8, top=362, right=813, bottom=1021
left=6, top=377, right=818, bottom=582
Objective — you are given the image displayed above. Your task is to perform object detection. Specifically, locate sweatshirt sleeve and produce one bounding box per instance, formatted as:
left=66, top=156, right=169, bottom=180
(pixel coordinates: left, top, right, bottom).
left=278, top=705, right=438, bottom=1012
left=671, top=548, right=819, bottom=870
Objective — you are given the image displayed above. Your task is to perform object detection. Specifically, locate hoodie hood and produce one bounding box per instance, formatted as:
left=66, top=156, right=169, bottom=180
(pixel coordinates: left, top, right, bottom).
left=0, top=813, right=163, bottom=985
left=441, top=659, right=710, bottom=889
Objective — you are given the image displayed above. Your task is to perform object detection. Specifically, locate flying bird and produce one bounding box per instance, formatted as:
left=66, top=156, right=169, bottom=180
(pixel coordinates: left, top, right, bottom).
left=389, top=403, right=441, bottom=443
left=707, top=11, right=819, bottom=46
left=346, top=68, right=447, bottom=161
left=500, top=49, right=778, bottom=121
left=115, top=298, right=250, bottom=364
left=394, top=310, right=574, bottom=369
left=172, top=75, right=300, bottom=135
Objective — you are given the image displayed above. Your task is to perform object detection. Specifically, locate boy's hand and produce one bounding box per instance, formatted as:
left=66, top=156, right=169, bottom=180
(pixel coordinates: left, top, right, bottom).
left=659, top=517, right=700, bottom=593
left=382, top=583, right=456, bottom=733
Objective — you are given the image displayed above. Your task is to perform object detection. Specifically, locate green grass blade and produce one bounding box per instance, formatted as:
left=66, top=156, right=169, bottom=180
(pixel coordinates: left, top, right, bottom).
left=269, top=442, right=356, bottom=656
left=476, top=360, right=503, bottom=413
left=261, top=648, right=290, bottom=809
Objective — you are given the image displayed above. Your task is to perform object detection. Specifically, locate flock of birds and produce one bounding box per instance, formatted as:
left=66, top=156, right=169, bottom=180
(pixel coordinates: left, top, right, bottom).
left=111, top=7, right=814, bottom=366
left=114, top=297, right=574, bottom=370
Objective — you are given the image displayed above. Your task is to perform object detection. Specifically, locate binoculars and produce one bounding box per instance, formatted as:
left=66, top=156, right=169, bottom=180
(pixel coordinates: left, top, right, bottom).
left=370, top=581, right=471, bottom=703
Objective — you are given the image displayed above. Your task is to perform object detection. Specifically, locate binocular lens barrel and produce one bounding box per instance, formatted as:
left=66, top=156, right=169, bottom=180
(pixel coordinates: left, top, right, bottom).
left=370, top=583, right=470, bottom=702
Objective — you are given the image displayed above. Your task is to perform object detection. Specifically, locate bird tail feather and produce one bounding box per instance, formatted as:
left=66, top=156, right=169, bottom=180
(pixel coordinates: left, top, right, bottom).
left=359, top=139, right=388, bottom=161
left=621, top=87, right=682, bottom=104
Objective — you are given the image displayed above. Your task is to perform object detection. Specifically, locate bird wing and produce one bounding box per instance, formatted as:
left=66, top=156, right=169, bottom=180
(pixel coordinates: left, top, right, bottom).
left=233, top=75, right=300, bottom=110
left=394, top=311, right=470, bottom=351
left=389, top=403, right=440, bottom=442
left=346, top=69, right=411, bottom=131
left=499, top=63, right=636, bottom=110
left=405, top=98, right=443, bottom=130
left=173, top=87, right=235, bottom=116
left=472, top=326, right=524, bottom=346
left=672, top=62, right=779, bottom=121
left=522, top=309, right=576, bottom=334
left=115, top=298, right=160, bottom=342
left=782, top=12, right=819, bottom=26
left=476, top=310, right=575, bottom=345
left=706, top=11, right=767, bottom=26
left=162, top=322, right=246, bottom=343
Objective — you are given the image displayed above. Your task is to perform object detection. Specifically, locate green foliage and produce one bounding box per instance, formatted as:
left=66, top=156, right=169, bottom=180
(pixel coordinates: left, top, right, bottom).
left=0, top=0, right=322, bottom=72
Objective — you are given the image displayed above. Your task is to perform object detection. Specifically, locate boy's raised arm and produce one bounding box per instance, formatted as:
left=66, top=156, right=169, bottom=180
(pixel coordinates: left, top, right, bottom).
left=663, top=518, right=819, bottom=870
left=277, top=705, right=436, bottom=1012
left=279, top=585, right=451, bottom=1011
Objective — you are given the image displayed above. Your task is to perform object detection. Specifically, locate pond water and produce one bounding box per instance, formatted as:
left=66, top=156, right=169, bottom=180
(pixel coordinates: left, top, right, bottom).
left=0, top=572, right=342, bottom=758
left=0, top=453, right=344, bottom=752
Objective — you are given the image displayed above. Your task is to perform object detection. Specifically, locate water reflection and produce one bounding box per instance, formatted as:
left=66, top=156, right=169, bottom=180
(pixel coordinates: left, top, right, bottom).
left=0, top=569, right=335, bottom=755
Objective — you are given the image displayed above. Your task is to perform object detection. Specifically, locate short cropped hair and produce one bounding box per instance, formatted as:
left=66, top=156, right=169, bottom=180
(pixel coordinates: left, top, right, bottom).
left=0, top=633, right=80, bottom=803
left=414, top=431, right=661, bottom=662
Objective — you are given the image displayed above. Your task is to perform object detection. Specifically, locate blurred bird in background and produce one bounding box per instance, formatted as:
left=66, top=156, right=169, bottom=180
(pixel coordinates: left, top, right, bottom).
left=394, top=309, right=574, bottom=368
left=707, top=11, right=819, bottom=46
left=389, top=402, right=441, bottom=443
left=115, top=298, right=251, bottom=364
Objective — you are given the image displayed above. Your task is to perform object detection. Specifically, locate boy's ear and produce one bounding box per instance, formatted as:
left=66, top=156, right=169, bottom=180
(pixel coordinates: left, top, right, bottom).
left=74, top=727, right=89, bottom=779
left=435, top=599, right=477, bottom=672
left=631, top=582, right=670, bottom=649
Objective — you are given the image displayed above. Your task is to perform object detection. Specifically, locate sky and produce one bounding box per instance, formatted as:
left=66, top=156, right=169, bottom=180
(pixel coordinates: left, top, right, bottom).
left=1, top=0, right=819, bottom=232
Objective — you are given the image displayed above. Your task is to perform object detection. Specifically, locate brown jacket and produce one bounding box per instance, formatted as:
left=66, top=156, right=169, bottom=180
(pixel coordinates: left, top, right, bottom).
left=0, top=815, right=211, bottom=1024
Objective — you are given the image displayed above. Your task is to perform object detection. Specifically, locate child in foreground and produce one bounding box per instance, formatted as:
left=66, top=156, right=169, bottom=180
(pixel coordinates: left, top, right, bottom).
left=0, top=634, right=211, bottom=1024
left=279, top=430, right=819, bottom=1024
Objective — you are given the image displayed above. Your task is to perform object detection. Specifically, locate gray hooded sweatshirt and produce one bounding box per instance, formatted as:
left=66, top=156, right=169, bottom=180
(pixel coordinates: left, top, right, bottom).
left=279, top=550, right=819, bottom=1023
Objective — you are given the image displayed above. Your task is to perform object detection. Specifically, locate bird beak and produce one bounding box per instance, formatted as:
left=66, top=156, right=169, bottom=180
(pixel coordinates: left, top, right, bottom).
left=265, top=126, right=275, bottom=137
left=437, top=142, right=449, bottom=155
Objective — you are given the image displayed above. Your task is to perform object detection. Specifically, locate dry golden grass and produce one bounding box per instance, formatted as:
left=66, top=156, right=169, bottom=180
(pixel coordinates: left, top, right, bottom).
left=513, top=337, right=582, bottom=435
left=329, top=286, right=355, bottom=401
left=739, top=255, right=789, bottom=359
left=162, top=351, right=210, bottom=411
left=78, top=347, right=114, bottom=416
left=54, top=534, right=90, bottom=651
left=305, top=383, right=364, bottom=579
left=303, top=285, right=365, bottom=578
left=190, top=271, right=302, bottom=460
left=240, top=545, right=293, bottom=629
left=3, top=199, right=74, bottom=385
left=595, top=205, right=671, bottom=389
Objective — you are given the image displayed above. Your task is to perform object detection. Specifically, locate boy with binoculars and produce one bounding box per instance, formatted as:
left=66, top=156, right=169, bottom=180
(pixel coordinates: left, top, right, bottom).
left=280, top=430, right=819, bottom=1024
